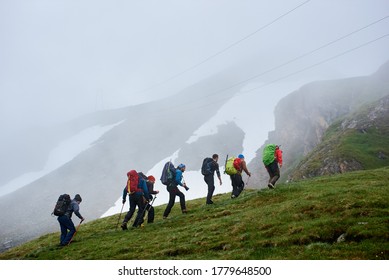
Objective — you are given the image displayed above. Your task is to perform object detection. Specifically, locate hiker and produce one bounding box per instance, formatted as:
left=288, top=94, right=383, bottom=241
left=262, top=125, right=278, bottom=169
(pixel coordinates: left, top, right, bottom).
left=121, top=170, right=149, bottom=230
left=144, top=175, right=159, bottom=223
left=163, top=163, right=189, bottom=218
left=57, top=194, right=84, bottom=246
left=202, top=154, right=222, bottom=204
left=263, top=144, right=283, bottom=189
left=230, top=154, right=251, bottom=198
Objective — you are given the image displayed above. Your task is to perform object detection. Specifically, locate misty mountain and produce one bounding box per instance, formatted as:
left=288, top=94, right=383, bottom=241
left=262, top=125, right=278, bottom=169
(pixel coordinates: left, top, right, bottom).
left=0, top=71, right=246, bottom=249
left=248, top=61, right=389, bottom=187
left=2, top=60, right=389, bottom=251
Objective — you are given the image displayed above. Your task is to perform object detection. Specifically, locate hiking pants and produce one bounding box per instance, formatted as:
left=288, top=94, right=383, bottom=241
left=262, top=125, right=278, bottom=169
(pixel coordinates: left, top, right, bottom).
left=145, top=202, right=155, bottom=223
left=163, top=184, right=186, bottom=217
left=230, top=174, right=244, bottom=197
left=204, top=174, right=215, bottom=204
left=123, top=194, right=145, bottom=227
left=266, top=161, right=280, bottom=186
left=58, top=215, right=76, bottom=245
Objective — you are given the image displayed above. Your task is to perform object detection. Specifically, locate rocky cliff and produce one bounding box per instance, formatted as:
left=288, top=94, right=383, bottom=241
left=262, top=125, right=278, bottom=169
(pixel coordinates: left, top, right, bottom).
left=248, top=61, right=389, bottom=187
left=290, top=94, right=389, bottom=180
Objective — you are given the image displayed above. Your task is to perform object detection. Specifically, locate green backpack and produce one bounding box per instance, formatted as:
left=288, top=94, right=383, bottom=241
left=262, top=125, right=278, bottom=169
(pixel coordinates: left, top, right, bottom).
left=225, top=157, right=238, bottom=175
left=262, top=144, right=276, bottom=166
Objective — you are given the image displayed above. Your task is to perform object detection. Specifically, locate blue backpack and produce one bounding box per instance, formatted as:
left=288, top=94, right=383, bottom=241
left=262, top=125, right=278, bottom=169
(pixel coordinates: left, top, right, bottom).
left=160, top=161, right=176, bottom=185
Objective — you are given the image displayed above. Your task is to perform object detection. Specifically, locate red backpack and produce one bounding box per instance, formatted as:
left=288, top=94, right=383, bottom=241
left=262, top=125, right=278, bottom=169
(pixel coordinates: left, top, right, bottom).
left=233, top=158, right=242, bottom=172
left=127, top=170, right=140, bottom=194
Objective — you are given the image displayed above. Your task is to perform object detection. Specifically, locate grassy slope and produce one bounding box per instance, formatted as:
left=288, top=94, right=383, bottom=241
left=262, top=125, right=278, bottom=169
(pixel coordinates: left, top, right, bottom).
left=1, top=167, right=388, bottom=260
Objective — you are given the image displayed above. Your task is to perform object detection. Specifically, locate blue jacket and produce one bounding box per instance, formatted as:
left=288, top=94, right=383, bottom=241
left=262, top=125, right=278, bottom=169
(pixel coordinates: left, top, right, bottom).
left=175, top=169, right=184, bottom=186
left=122, top=178, right=149, bottom=200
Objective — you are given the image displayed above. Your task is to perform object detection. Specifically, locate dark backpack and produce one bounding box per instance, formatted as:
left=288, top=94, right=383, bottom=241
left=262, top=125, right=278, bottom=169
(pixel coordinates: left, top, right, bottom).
left=53, top=194, right=71, bottom=216
left=138, top=172, right=148, bottom=181
left=160, top=161, right=176, bottom=185
left=201, top=157, right=213, bottom=175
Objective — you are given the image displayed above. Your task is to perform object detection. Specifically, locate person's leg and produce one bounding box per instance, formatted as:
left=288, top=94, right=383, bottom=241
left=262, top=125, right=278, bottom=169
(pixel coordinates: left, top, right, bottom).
left=133, top=196, right=145, bottom=227
left=231, top=174, right=239, bottom=198
left=205, top=174, right=215, bottom=204
left=62, top=217, right=76, bottom=245
left=236, top=174, right=244, bottom=197
left=267, top=161, right=279, bottom=188
left=176, top=189, right=186, bottom=212
left=58, top=216, right=68, bottom=245
left=147, top=204, right=155, bottom=223
left=163, top=189, right=176, bottom=218
left=269, top=162, right=280, bottom=186
left=122, top=195, right=136, bottom=229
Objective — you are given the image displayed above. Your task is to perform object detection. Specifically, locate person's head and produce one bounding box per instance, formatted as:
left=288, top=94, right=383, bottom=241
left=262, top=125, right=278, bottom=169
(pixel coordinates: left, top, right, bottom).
left=178, top=163, right=186, bottom=172
left=212, top=154, right=219, bottom=162
left=238, top=154, right=245, bottom=159
left=74, top=194, right=82, bottom=204
left=147, top=175, right=156, bottom=183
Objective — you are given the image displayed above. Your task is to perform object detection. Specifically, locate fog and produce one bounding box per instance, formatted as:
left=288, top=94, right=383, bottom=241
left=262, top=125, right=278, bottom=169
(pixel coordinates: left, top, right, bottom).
left=1, top=0, right=389, bottom=172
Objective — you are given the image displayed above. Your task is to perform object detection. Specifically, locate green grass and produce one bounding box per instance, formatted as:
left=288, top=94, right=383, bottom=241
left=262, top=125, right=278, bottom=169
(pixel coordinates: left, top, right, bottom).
left=1, top=167, right=388, bottom=260
left=340, top=127, right=389, bottom=169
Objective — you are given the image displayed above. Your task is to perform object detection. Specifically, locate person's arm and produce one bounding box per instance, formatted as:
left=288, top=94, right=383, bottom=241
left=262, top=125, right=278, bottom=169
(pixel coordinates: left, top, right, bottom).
left=276, top=149, right=283, bottom=167
left=122, top=187, right=127, bottom=203
left=242, top=161, right=251, bottom=176
left=215, top=162, right=222, bottom=185
left=72, top=202, right=84, bottom=221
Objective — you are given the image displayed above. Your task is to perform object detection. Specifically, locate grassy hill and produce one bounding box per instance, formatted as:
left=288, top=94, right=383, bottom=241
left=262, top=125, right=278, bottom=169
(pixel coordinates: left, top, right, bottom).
left=1, top=167, right=388, bottom=260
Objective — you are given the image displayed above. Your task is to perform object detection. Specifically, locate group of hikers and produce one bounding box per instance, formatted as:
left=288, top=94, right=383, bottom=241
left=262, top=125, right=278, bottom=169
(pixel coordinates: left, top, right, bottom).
left=54, top=144, right=283, bottom=245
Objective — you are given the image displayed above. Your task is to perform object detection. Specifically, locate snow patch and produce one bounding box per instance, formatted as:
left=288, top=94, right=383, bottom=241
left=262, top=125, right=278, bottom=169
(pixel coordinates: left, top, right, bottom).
left=0, top=120, right=124, bottom=197
left=186, top=83, right=277, bottom=163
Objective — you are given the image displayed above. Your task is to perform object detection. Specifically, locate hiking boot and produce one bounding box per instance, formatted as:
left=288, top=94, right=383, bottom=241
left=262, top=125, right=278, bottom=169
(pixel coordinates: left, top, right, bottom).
left=121, top=223, right=128, bottom=230
left=182, top=209, right=188, bottom=214
left=231, top=194, right=236, bottom=199
left=268, top=183, right=274, bottom=189
left=206, top=200, right=214, bottom=205
left=163, top=216, right=168, bottom=219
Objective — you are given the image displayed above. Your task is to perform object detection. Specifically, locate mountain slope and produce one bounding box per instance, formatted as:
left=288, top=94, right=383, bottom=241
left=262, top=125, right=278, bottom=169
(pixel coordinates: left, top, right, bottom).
left=0, top=71, right=242, bottom=249
left=248, top=61, right=389, bottom=187
left=1, top=167, right=388, bottom=260
left=290, top=95, right=389, bottom=180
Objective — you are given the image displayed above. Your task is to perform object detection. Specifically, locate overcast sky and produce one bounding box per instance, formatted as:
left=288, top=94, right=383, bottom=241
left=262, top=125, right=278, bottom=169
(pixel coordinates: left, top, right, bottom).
left=1, top=0, right=389, bottom=133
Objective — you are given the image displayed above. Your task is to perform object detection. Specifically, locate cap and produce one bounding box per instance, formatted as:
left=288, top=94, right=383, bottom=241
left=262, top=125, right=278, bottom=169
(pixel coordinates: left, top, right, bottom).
left=238, top=154, right=245, bottom=159
left=147, top=175, right=156, bottom=182
left=178, top=163, right=186, bottom=169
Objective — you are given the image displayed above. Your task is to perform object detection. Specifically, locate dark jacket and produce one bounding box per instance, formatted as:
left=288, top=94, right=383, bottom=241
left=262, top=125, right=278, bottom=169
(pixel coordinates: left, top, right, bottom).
left=66, top=199, right=84, bottom=220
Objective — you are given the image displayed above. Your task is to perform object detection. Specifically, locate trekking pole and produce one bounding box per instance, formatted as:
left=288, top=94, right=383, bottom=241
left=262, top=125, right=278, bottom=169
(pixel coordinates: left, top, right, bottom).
left=68, top=220, right=83, bottom=246
left=182, top=176, right=189, bottom=191
left=224, top=154, right=228, bottom=174
left=140, top=195, right=157, bottom=220
left=246, top=176, right=250, bottom=187
left=116, top=202, right=125, bottom=230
